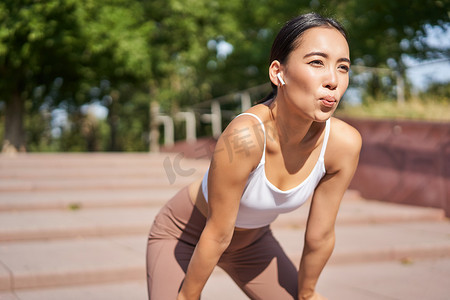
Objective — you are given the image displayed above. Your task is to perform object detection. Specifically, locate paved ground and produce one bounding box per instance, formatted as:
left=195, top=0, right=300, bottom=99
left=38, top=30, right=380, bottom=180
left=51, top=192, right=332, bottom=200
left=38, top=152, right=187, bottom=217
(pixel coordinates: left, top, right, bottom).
left=0, top=153, right=449, bottom=300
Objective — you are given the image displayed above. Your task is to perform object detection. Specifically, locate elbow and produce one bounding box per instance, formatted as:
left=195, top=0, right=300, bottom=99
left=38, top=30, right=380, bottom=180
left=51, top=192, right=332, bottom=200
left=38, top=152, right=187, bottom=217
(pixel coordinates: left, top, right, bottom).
left=202, top=222, right=234, bottom=251
left=214, top=231, right=233, bottom=251
left=304, top=229, right=335, bottom=251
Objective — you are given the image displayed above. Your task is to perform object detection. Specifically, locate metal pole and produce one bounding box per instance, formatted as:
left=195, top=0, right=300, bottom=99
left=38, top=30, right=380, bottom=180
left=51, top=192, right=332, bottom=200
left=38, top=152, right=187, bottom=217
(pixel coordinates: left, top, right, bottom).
left=176, top=111, right=197, bottom=143
left=211, top=100, right=222, bottom=138
left=149, top=101, right=160, bottom=152
left=396, top=72, right=405, bottom=105
left=156, top=115, right=174, bottom=147
left=240, top=92, right=251, bottom=112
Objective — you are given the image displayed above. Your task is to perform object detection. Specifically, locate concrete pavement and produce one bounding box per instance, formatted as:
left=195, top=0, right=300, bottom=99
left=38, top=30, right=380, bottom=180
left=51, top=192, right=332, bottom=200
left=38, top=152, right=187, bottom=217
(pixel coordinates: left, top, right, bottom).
left=0, top=153, right=449, bottom=300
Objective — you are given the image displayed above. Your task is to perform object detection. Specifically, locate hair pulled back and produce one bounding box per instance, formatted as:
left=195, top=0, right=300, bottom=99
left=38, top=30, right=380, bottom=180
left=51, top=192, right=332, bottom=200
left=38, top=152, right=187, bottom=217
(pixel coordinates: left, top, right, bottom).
left=258, top=12, right=347, bottom=103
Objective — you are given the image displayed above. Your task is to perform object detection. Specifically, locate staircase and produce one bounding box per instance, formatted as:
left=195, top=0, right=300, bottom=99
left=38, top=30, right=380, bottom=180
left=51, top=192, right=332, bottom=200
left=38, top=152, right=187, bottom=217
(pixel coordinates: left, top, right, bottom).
left=0, top=153, right=449, bottom=300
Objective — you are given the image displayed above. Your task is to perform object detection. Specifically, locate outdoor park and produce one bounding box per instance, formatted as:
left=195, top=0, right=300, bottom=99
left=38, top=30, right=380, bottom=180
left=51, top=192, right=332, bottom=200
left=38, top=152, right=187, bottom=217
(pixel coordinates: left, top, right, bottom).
left=0, top=1, right=449, bottom=299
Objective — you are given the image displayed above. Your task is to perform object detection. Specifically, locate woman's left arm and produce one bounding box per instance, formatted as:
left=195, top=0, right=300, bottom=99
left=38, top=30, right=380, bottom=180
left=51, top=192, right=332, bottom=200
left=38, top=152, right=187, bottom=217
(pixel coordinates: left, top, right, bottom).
left=298, top=120, right=362, bottom=300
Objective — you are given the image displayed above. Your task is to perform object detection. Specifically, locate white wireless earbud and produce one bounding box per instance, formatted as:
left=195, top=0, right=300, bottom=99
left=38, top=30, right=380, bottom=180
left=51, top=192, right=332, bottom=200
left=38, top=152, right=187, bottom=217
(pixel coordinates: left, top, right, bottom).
left=277, top=73, right=286, bottom=86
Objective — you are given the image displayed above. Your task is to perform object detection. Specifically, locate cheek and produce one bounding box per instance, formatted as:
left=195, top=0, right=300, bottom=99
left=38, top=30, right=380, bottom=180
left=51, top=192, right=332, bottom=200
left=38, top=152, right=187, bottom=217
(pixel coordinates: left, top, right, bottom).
left=289, top=69, right=318, bottom=92
left=339, top=76, right=349, bottom=94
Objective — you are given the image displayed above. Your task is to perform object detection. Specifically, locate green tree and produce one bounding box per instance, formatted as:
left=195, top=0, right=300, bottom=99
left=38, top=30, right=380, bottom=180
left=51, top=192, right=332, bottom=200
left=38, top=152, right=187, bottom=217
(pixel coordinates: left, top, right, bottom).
left=2, top=0, right=448, bottom=152
left=150, top=0, right=449, bottom=106
left=335, top=0, right=449, bottom=67
left=142, top=0, right=244, bottom=109
left=206, top=0, right=449, bottom=103
left=321, top=0, right=449, bottom=99
left=0, top=0, right=154, bottom=152
left=0, top=0, right=81, bottom=151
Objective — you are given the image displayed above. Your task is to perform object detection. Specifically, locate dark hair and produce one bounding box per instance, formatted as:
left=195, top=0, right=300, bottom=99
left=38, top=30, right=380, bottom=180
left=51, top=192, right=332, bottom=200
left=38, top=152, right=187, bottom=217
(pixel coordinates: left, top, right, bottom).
left=258, top=12, right=348, bottom=103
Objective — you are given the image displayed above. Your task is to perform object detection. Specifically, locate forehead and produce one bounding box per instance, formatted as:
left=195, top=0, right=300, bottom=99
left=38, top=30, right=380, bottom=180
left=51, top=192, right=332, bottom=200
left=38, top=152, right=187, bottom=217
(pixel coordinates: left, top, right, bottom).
left=293, top=27, right=349, bottom=57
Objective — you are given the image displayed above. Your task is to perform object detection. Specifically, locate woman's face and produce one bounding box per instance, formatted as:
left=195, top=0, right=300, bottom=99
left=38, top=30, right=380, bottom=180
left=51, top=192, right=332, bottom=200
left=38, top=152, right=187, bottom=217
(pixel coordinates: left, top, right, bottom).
left=277, top=26, right=350, bottom=122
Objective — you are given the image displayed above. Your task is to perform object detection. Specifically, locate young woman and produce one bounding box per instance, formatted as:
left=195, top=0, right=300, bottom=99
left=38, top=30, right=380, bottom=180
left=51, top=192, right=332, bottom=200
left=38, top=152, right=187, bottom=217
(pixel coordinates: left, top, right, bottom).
left=147, top=13, right=362, bottom=300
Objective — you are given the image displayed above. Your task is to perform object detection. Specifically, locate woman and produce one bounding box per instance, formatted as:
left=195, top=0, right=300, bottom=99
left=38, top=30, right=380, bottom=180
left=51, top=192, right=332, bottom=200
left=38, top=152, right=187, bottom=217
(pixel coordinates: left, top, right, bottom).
left=147, top=12, right=361, bottom=300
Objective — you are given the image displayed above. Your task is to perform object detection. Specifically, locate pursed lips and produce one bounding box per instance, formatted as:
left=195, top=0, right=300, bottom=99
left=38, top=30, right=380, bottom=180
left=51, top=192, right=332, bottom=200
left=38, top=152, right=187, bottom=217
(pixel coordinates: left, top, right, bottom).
left=321, top=95, right=337, bottom=102
left=319, top=95, right=337, bottom=107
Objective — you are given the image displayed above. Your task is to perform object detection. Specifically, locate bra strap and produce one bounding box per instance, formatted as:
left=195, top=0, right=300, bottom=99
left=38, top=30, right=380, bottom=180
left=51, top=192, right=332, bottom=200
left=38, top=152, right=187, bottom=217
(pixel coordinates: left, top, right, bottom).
left=235, top=113, right=266, bottom=164
left=319, top=118, right=331, bottom=159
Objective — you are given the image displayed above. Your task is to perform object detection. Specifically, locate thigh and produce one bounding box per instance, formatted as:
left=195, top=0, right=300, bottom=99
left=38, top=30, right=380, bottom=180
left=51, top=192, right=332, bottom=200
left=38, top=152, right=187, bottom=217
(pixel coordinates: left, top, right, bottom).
left=146, top=186, right=203, bottom=299
left=219, top=230, right=298, bottom=300
left=146, top=238, right=195, bottom=300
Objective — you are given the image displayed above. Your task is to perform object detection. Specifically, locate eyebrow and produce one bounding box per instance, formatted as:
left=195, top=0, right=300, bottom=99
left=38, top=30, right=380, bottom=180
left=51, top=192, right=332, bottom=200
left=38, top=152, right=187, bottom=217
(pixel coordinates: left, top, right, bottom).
left=303, top=51, right=351, bottom=64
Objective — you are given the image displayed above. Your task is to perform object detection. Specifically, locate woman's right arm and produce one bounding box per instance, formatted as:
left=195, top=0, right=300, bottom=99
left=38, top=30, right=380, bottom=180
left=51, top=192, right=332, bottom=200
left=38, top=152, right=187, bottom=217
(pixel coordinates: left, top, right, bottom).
left=177, top=116, right=263, bottom=300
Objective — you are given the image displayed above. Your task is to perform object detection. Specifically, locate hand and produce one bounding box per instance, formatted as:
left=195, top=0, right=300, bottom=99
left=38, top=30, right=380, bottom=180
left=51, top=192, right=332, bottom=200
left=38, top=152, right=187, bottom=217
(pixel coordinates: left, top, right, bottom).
left=176, top=293, right=193, bottom=300
left=300, top=291, right=328, bottom=300
left=177, top=290, right=200, bottom=300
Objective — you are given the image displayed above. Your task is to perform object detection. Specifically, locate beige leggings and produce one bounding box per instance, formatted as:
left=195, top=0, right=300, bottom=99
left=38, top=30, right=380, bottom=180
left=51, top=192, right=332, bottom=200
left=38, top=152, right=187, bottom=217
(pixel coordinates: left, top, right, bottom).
left=146, top=187, right=298, bottom=300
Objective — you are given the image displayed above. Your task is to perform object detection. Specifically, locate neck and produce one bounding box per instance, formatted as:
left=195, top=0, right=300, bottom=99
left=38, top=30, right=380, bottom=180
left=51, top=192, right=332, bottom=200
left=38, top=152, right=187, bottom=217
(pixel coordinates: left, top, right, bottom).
left=269, top=97, right=315, bottom=147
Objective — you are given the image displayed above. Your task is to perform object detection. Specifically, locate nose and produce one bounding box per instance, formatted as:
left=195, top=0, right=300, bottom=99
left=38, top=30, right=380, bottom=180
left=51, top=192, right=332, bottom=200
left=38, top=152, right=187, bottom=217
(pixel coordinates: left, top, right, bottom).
left=323, top=68, right=338, bottom=90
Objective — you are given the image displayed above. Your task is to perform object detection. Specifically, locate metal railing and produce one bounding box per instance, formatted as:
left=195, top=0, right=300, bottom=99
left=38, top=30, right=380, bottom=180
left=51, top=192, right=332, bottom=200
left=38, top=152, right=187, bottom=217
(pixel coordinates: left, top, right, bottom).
left=150, top=83, right=271, bottom=151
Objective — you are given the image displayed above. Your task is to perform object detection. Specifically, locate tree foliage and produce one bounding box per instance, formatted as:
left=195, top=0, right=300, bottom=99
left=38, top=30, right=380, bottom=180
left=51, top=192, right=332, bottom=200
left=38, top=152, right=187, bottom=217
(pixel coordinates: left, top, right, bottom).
left=0, top=0, right=448, bottom=152
left=332, top=0, right=449, bottom=69
left=0, top=0, right=153, bottom=151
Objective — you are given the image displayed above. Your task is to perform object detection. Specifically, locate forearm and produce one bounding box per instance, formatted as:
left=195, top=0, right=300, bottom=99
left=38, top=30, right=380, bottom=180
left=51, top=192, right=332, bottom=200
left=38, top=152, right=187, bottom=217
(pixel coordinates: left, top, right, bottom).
left=178, top=225, right=232, bottom=300
left=297, top=234, right=335, bottom=299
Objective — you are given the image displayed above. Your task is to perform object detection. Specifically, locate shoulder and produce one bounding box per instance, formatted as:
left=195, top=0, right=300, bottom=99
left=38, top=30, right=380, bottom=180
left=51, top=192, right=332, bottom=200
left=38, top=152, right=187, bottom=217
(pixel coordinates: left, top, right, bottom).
left=224, top=104, right=268, bottom=138
left=213, top=106, right=268, bottom=170
left=329, top=117, right=362, bottom=150
left=224, top=103, right=270, bottom=141
left=325, top=117, right=362, bottom=173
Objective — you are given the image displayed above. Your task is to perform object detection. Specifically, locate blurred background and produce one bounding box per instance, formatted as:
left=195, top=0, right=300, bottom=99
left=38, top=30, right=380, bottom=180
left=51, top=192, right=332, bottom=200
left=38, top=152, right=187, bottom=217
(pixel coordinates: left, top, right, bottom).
left=0, top=0, right=448, bottom=153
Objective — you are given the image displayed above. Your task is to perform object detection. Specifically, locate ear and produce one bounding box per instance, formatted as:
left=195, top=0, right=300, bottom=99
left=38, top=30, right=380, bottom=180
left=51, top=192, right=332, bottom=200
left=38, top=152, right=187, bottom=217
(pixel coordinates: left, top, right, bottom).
left=269, top=60, right=284, bottom=87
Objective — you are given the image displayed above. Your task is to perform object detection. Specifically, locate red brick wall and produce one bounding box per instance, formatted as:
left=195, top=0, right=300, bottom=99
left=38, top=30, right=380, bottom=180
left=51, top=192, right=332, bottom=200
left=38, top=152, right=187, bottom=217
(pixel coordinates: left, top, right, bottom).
left=344, top=118, right=450, bottom=217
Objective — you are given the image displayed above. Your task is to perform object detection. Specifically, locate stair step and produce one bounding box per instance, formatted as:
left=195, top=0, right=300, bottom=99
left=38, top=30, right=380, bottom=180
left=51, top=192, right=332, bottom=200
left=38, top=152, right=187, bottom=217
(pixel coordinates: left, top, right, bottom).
left=0, top=153, right=209, bottom=192
left=316, top=257, right=450, bottom=300
left=0, top=236, right=145, bottom=291
left=0, top=159, right=209, bottom=180
left=1, top=221, right=449, bottom=291
left=1, top=167, right=189, bottom=180
left=0, top=177, right=198, bottom=192
left=0, top=154, right=209, bottom=177
left=273, top=196, right=445, bottom=229
left=0, top=207, right=159, bottom=242
left=0, top=268, right=247, bottom=300
left=0, top=153, right=208, bottom=167
left=274, top=221, right=450, bottom=265
left=4, top=258, right=450, bottom=300
left=0, top=189, right=176, bottom=211
left=1, top=197, right=445, bottom=242
left=1, top=152, right=448, bottom=299
left=0, top=281, right=148, bottom=300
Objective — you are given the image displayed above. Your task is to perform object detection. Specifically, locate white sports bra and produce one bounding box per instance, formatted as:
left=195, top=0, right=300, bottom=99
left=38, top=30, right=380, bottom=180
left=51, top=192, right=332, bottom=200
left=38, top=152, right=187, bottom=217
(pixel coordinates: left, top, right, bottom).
left=202, top=113, right=331, bottom=228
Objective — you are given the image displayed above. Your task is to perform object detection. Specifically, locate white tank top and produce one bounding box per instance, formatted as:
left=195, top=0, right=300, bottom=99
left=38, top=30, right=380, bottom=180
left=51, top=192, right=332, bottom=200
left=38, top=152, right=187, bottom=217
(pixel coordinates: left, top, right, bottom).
left=202, top=113, right=330, bottom=229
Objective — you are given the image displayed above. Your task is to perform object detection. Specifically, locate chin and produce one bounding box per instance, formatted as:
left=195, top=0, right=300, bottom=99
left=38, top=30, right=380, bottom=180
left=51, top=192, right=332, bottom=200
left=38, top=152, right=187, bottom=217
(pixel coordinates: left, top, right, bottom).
left=312, top=111, right=334, bottom=122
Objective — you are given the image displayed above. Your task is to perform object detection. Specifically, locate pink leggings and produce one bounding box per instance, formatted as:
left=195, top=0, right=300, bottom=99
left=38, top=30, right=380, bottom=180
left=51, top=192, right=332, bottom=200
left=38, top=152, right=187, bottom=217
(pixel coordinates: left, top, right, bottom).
left=146, top=187, right=298, bottom=299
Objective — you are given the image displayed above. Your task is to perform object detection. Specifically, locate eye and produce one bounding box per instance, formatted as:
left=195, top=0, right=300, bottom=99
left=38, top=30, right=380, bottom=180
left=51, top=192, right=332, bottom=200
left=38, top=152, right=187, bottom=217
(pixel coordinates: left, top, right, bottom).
left=308, top=60, right=324, bottom=67
left=338, top=64, right=350, bottom=73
